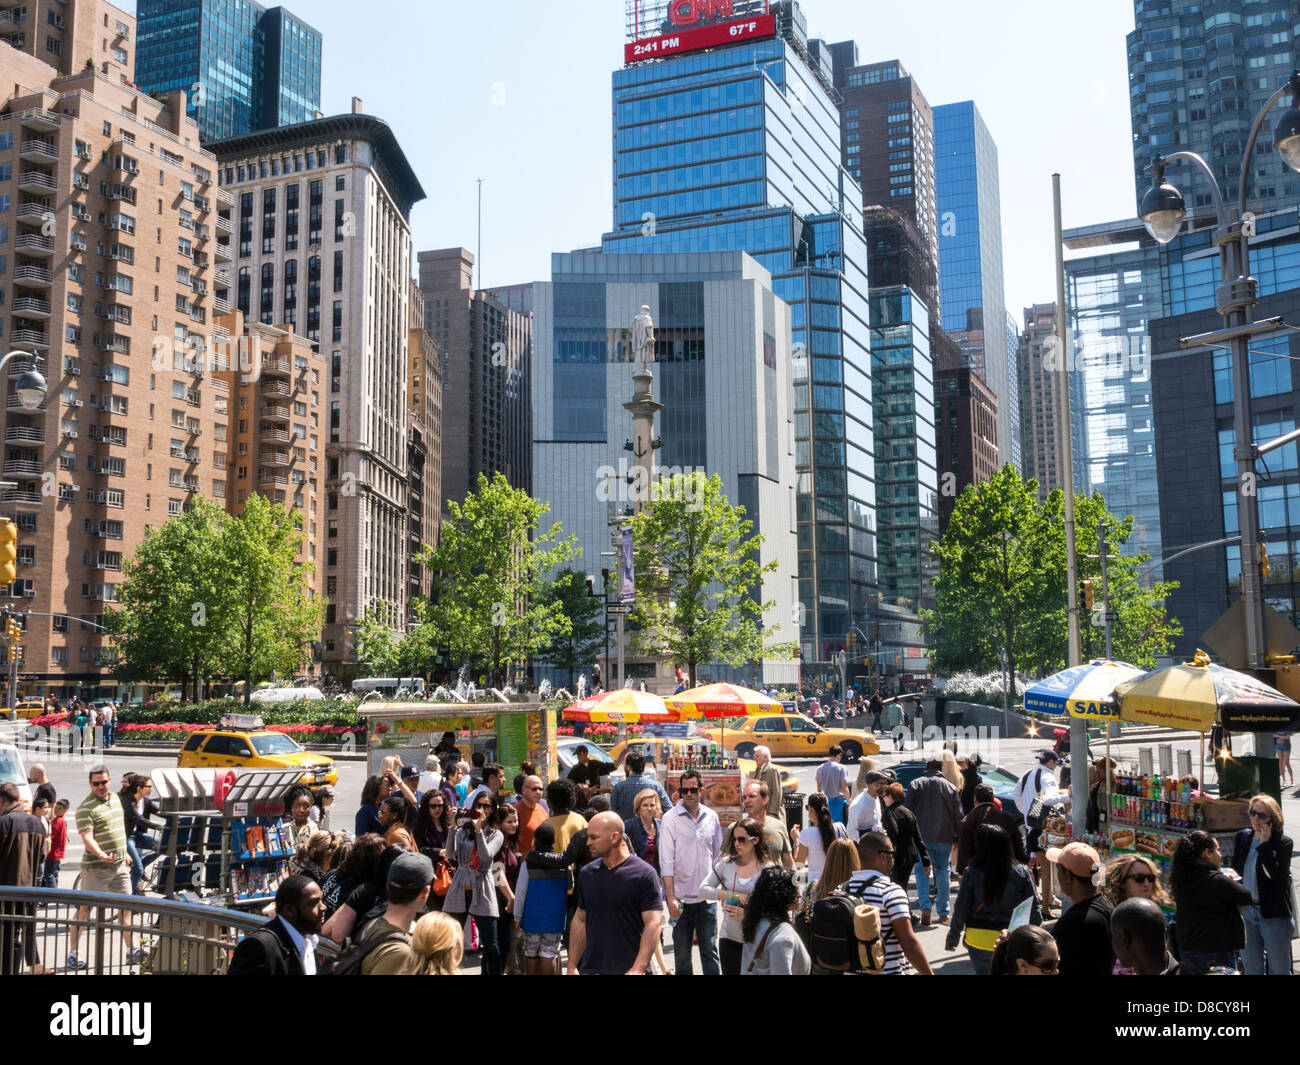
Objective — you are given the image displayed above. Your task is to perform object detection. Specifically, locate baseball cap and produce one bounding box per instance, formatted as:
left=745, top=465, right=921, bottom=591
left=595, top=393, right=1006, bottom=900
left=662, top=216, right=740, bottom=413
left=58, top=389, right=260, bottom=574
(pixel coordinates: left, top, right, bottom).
left=387, top=852, right=435, bottom=891
left=1046, top=841, right=1100, bottom=880
left=1038, top=749, right=1059, bottom=763
left=318, top=785, right=335, bottom=798
left=864, top=770, right=890, bottom=785
left=400, top=764, right=420, bottom=780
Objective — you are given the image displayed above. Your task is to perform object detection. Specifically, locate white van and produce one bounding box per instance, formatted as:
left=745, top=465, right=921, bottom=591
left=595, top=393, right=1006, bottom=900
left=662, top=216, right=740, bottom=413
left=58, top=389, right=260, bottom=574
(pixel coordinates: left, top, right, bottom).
left=351, top=677, right=425, bottom=698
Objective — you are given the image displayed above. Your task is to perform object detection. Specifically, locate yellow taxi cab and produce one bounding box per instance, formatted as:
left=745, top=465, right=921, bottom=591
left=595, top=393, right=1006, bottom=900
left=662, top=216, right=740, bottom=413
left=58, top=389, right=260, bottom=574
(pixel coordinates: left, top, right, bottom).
left=699, top=714, right=880, bottom=763
left=607, top=735, right=798, bottom=794
left=14, top=699, right=46, bottom=719
left=176, top=713, right=337, bottom=788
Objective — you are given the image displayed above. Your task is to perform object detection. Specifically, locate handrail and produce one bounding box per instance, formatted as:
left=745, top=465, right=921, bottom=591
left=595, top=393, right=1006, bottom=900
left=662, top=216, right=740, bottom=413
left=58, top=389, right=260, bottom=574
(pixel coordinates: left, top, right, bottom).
left=0, top=885, right=267, bottom=928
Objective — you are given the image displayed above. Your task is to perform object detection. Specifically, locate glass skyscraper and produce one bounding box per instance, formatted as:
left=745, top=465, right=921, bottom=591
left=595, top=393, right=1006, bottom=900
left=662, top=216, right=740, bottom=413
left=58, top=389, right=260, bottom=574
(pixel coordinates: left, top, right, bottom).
left=601, top=5, right=875, bottom=668
left=1127, top=0, right=1300, bottom=209
left=136, top=0, right=322, bottom=143
left=934, top=101, right=1017, bottom=471
left=870, top=286, right=938, bottom=675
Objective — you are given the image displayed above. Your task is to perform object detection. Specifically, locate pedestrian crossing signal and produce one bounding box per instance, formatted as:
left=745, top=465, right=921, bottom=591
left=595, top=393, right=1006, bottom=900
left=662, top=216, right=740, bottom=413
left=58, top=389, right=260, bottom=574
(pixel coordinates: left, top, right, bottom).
left=0, top=520, right=15, bottom=587
left=1083, top=579, right=1095, bottom=610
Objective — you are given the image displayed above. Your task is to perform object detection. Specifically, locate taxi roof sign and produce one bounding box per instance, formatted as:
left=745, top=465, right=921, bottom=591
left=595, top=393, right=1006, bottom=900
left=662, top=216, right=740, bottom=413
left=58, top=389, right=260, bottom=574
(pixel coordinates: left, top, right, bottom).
left=219, top=712, right=265, bottom=731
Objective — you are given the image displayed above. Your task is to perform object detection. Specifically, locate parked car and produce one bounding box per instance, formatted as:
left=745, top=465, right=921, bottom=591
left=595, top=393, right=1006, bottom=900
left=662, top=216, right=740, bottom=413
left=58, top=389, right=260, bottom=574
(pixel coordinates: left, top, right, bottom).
left=0, top=742, right=31, bottom=803
left=555, top=735, right=620, bottom=781
left=699, top=713, right=881, bottom=763
left=890, top=760, right=1023, bottom=818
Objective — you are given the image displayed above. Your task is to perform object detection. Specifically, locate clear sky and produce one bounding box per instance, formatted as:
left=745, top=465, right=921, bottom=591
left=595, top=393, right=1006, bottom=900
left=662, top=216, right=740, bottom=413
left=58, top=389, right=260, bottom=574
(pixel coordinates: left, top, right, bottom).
left=126, top=0, right=1141, bottom=318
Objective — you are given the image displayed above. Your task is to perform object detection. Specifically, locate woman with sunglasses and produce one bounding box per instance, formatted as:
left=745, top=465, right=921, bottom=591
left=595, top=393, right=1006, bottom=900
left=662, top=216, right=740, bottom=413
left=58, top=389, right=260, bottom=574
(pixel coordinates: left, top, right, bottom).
left=444, top=793, right=506, bottom=969
left=1102, top=853, right=1171, bottom=973
left=1229, top=793, right=1294, bottom=974
left=1170, top=829, right=1253, bottom=974
left=989, top=924, right=1059, bottom=975
left=700, top=816, right=774, bottom=975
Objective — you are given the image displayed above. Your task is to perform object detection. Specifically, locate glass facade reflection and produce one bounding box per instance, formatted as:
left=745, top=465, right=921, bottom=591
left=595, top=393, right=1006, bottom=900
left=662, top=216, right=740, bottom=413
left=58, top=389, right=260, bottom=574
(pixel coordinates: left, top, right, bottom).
left=934, top=101, right=1016, bottom=471
left=870, top=287, right=938, bottom=621
left=136, top=0, right=322, bottom=142
left=605, top=30, right=876, bottom=664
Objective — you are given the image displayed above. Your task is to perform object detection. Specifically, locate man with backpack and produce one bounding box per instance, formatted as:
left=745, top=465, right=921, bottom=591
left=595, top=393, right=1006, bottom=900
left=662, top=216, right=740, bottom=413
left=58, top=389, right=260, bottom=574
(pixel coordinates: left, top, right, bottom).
left=350, top=852, right=434, bottom=974
left=840, top=832, right=933, bottom=975
left=1013, top=750, right=1069, bottom=918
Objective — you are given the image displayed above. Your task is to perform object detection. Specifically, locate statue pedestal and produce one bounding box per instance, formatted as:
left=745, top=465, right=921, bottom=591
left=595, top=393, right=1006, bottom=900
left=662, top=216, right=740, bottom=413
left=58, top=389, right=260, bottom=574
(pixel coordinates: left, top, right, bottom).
left=625, top=371, right=664, bottom=517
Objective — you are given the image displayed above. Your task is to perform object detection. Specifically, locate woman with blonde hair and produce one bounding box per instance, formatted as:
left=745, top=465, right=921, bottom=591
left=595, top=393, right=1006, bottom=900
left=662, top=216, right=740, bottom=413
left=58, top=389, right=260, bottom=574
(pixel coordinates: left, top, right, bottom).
left=1230, top=793, right=1294, bottom=975
left=940, top=749, right=964, bottom=792
left=405, top=911, right=464, bottom=975
left=814, top=837, right=860, bottom=901
left=853, top=757, right=877, bottom=796
left=1102, top=853, right=1171, bottom=974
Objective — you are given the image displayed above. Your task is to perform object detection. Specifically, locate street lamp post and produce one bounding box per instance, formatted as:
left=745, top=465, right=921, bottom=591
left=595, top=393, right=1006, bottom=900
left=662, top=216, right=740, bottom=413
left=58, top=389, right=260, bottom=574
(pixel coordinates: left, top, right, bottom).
left=1139, top=72, right=1300, bottom=682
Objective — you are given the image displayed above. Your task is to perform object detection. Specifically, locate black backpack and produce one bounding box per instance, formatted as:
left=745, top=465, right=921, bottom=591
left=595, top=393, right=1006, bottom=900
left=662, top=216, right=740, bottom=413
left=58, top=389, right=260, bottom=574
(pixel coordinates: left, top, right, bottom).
left=317, top=926, right=411, bottom=976
left=808, top=890, right=885, bottom=973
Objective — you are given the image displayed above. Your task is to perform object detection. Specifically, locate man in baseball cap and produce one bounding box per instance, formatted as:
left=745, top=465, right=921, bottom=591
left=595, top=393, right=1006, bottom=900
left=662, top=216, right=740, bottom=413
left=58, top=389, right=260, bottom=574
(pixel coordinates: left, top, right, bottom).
left=1045, top=841, right=1115, bottom=976
left=355, top=852, right=434, bottom=975
left=846, top=769, right=891, bottom=841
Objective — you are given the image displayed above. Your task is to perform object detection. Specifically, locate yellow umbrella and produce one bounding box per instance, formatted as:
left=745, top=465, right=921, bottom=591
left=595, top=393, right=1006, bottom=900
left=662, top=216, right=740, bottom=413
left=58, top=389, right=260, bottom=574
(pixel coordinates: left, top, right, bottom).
left=1112, top=650, right=1300, bottom=733
left=666, top=682, right=784, bottom=750
left=561, top=688, right=676, bottom=723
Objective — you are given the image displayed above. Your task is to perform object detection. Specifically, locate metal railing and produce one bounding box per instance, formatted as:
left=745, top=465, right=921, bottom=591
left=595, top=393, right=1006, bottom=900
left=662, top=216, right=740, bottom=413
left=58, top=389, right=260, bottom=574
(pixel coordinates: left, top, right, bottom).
left=0, top=886, right=268, bottom=975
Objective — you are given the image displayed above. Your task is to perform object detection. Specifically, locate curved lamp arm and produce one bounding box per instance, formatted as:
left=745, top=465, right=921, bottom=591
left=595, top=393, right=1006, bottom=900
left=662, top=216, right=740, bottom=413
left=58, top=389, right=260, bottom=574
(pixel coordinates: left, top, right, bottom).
left=1160, top=150, right=1227, bottom=226
left=1238, top=74, right=1300, bottom=216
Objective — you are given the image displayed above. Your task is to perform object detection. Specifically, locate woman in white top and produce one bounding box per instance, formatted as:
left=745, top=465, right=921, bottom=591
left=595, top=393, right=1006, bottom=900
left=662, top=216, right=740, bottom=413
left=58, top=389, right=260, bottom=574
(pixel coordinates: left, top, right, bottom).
left=699, top=816, right=774, bottom=975
left=741, top=866, right=811, bottom=976
left=793, top=793, right=848, bottom=886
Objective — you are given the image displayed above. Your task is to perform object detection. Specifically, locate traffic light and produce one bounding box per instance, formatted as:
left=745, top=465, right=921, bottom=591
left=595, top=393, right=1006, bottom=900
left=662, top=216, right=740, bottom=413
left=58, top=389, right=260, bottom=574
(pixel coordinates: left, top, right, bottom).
left=1083, top=579, right=1095, bottom=611
left=846, top=630, right=857, bottom=649
left=1261, top=543, right=1271, bottom=579
left=0, top=519, right=15, bottom=587
left=7, top=617, right=20, bottom=662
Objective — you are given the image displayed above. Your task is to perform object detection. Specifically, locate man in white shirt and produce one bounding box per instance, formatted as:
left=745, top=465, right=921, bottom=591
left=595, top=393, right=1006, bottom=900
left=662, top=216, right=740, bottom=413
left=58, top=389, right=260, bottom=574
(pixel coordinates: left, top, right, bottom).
left=847, top=769, right=891, bottom=841
left=1014, top=749, right=1070, bottom=917
left=660, top=768, right=723, bottom=976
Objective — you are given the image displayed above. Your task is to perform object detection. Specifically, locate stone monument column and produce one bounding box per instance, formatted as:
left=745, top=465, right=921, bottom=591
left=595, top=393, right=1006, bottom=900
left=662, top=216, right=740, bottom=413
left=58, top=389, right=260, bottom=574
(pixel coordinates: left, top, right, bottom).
left=626, top=305, right=664, bottom=516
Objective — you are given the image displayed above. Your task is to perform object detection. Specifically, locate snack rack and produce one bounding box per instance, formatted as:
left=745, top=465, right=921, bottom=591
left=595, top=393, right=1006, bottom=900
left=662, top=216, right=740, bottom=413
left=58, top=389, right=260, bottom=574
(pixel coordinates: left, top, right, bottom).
left=149, top=767, right=306, bottom=906
left=1103, top=761, right=1204, bottom=873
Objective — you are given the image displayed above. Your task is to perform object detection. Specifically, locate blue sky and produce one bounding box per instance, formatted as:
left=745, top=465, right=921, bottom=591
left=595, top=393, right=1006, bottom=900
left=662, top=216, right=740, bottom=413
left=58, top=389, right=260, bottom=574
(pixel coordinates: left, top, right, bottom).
left=126, top=0, right=1140, bottom=316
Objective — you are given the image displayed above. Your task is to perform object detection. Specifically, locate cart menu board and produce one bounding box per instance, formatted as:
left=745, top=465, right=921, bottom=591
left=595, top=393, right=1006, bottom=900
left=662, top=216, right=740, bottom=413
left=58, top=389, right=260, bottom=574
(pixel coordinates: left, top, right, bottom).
left=659, top=767, right=745, bottom=827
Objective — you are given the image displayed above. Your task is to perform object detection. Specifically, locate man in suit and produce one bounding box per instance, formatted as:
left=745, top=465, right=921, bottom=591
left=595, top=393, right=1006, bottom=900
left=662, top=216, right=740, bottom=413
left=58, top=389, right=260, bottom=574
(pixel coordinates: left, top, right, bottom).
left=228, top=874, right=324, bottom=975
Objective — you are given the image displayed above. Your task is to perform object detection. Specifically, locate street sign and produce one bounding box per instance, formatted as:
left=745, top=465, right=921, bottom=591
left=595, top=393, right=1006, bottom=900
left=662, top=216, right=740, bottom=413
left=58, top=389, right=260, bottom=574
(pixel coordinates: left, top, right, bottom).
left=606, top=603, right=633, bottom=615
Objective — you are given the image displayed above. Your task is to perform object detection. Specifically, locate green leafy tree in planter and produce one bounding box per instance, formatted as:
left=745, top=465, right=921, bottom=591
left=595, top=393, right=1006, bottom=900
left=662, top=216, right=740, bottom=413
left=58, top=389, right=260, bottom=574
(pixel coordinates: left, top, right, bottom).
left=538, top=567, right=606, bottom=688
left=629, top=472, right=794, bottom=688
left=215, top=494, right=324, bottom=708
left=355, top=603, right=401, bottom=676
left=106, top=497, right=230, bottom=700
left=418, top=472, right=577, bottom=688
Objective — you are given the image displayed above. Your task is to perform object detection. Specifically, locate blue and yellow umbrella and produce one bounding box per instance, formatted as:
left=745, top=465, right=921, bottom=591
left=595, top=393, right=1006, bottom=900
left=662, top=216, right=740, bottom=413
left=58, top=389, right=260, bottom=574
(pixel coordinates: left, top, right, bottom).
left=1023, top=659, right=1146, bottom=721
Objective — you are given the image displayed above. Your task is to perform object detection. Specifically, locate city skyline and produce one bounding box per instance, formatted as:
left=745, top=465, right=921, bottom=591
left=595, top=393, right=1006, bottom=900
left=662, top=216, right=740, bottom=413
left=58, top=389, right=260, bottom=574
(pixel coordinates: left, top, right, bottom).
left=118, top=0, right=1140, bottom=312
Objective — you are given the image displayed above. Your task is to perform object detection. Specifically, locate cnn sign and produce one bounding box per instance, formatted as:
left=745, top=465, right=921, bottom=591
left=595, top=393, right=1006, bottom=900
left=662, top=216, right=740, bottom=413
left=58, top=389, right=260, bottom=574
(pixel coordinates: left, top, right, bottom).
left=669, top=0, right=736, bottom=25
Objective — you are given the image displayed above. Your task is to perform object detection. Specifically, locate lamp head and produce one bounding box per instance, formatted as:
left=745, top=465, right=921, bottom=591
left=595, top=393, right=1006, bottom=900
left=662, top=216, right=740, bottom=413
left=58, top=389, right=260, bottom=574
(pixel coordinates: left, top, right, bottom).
left=14, top=356, right=46, bottom=410
left=1274, top=71, right=1300, bottom=173
left=1139, top=156, right=1186, bottom=244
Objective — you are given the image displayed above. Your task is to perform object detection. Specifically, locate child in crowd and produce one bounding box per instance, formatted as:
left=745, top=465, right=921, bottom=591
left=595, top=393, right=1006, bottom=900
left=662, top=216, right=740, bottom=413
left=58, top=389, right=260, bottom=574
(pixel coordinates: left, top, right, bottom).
left=513, top=822, right=571, bottom=976
left=41, top=799, right=69, bottom=888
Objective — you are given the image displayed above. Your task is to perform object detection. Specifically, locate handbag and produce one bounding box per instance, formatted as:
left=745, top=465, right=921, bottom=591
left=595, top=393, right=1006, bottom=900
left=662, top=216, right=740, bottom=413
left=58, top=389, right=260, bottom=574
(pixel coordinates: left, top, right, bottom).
left=432, top=856, right=453, bottom=897
left=961, top=899, right=1002, bottom=952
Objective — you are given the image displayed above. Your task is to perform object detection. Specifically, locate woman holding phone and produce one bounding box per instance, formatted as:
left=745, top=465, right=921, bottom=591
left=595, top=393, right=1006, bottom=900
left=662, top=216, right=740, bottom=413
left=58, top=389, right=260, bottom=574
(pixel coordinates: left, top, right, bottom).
left=699, top=816, right=773, bottom=975
left=444, top=793, right=506, bottom=973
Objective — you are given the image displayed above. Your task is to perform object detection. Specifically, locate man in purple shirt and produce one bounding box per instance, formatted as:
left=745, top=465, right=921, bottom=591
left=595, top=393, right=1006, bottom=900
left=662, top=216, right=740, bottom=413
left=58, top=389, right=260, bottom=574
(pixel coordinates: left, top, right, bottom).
left=568, top=811, right=663, bottom=975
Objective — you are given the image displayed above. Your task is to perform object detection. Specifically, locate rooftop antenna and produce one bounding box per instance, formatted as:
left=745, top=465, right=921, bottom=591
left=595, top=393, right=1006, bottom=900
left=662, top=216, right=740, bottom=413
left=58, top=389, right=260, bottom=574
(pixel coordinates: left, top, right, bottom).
left=476, top=177, right=484, bottom=290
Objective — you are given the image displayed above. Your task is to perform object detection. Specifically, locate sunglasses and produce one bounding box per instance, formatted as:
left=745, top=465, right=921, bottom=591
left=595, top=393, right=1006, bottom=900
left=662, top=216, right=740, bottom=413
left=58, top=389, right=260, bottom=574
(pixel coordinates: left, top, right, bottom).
left=90, top=780, right=109, bottom=786
left=679, top=786, right=701, bottom=794
left=474, top=802, right=494, bottom=809
left=1127, top=873, right=1156, bottom=884
left=733, top=834, right=755, bottom=843
left=1029, top=958, right=1059, bottom=973
left=1249, top=809, right=1270, bottom=819
left=429, top=801, right=445, bottom=807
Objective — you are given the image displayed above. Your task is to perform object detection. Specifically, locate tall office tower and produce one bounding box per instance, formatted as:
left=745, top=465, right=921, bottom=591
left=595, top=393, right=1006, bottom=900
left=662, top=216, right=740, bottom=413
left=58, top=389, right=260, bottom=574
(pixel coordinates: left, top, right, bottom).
left=607, top=0, right=875, bottom=673
left=217, top=311, right=325, bottom=594
left=1064, top=219, right=1163, bottom=561
left=417, top=247, right=532, bottom=504
left=0, top=41, right=224, bottom=698
left=135, top=0, right=322, bottom=143
left=934, top=101, right=1016, bottom=469
left=1016, top=303, right=1073, bottom=502
left=932, top=328, right=999, bottom=531
left=533, top=250, right=800, bottom=687
left=209, top=107, right=425, bottom=673
left=1128, top=0, right=1300, bottom=209
left=0, top=0, right=135, bottom=78
left=406, top=286, right=441, bottom=606
left=826, top=52, right=939, bottom=321
left=869, top=286, right=938, bottom=676
left=1004, top=308, right=1021, bottom=472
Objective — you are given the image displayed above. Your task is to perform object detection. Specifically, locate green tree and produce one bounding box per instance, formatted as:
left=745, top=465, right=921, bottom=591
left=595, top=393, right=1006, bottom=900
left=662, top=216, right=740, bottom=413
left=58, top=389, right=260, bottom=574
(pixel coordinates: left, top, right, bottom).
left=418, top=472, right=577, bottom=688
left=107, top=497, right=230, bottom=699
left=216, top=494, right=324, bottom=706
left=628, top=472, right=794, bottom=687
left=924, top=465, right=1050, bottom=685
left=354, top=603, right=401, bottom=676
left=538, top=567, right=606, bottom=688
left=924, top=467, right=1181, bottom=679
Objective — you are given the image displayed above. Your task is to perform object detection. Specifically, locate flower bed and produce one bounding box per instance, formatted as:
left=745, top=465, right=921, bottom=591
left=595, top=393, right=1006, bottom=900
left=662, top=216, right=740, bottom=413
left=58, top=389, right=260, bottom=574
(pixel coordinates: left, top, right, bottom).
left=112, top=722, right=362, bottom=745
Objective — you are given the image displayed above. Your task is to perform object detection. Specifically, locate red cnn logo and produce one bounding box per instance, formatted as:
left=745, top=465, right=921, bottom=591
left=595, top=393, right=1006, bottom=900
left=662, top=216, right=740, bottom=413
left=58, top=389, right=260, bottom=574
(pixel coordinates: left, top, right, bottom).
left=668, top=0, right=735, bottom=27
